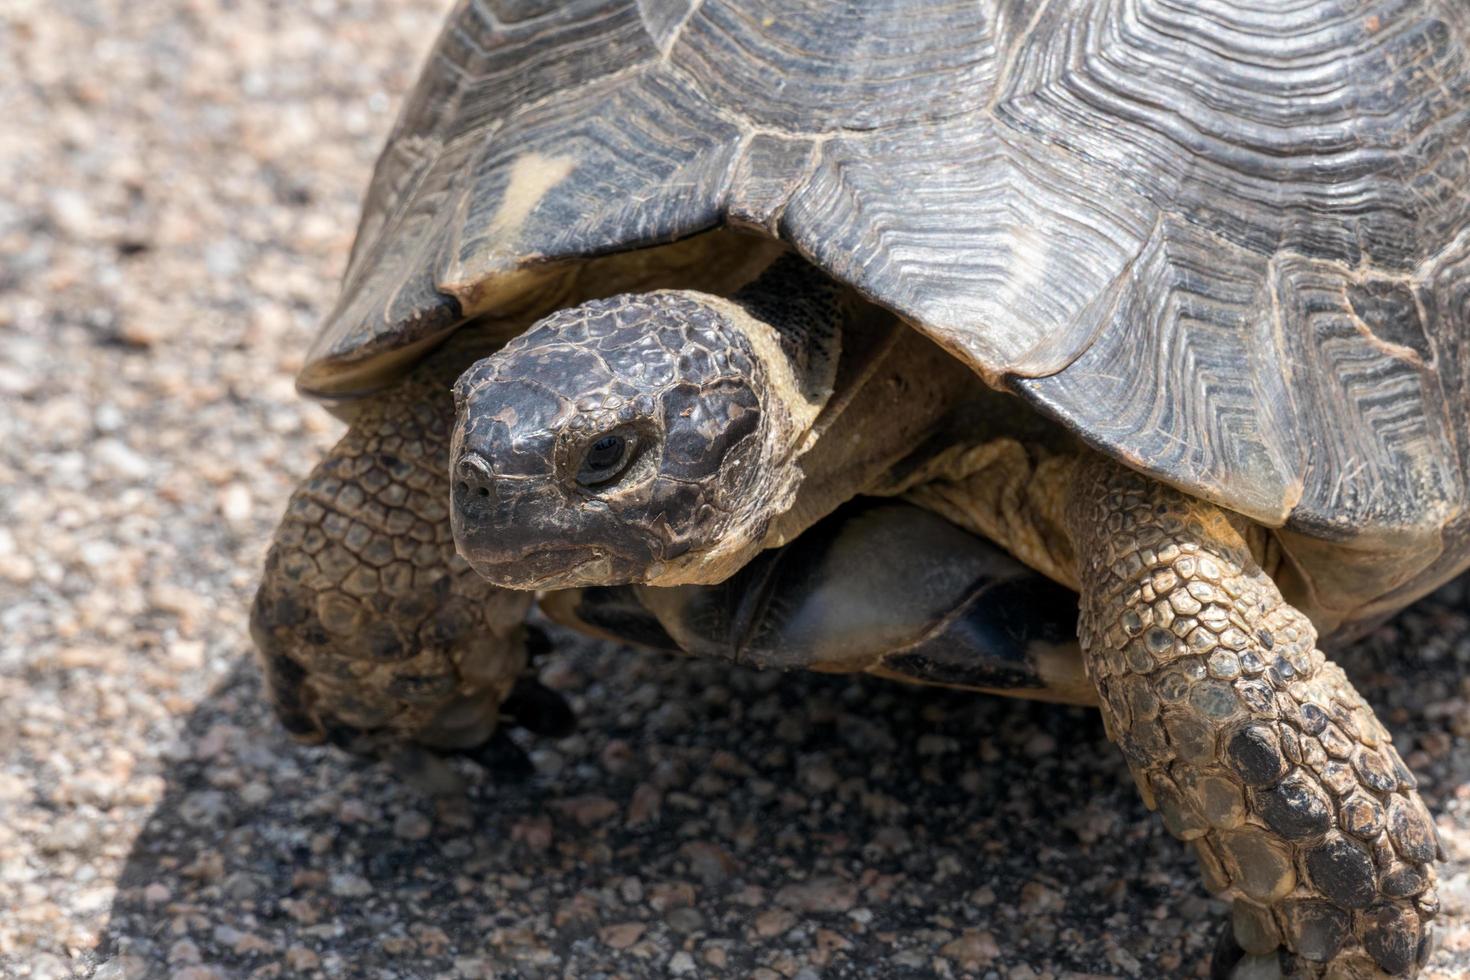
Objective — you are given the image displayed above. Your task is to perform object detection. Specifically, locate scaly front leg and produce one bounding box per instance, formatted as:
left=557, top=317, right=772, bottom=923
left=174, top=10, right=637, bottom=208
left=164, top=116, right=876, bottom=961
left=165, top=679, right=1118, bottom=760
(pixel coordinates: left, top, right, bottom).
left=1067, top=457, right=1439, bottom=978
left=251, top=350, right=571, bottom=771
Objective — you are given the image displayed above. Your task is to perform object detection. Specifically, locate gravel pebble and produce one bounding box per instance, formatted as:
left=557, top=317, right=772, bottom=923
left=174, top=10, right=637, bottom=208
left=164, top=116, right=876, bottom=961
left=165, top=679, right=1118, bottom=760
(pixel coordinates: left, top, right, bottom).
left=776, top=876, right=861, bottom=915
left=392, top=810, right=432, bottom=841
left=328, top=873, right=372, bottom=899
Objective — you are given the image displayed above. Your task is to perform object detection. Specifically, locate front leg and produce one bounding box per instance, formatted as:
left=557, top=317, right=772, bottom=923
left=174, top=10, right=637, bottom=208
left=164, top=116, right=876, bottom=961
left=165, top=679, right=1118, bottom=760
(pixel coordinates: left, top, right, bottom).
left=251, top=351, right=570, bottom=769
left=1068, top=457, right=1439, bottom=977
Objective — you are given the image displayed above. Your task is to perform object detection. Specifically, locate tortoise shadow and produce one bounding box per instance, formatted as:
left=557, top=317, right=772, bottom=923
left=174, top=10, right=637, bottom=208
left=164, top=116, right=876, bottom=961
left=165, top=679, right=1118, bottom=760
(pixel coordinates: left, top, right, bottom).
left=98, top=586, right=1470, bottom=978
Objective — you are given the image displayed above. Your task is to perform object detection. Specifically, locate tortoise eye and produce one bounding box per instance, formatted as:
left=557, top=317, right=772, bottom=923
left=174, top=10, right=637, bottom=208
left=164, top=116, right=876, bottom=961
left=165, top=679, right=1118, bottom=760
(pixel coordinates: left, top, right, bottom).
left=576, top=431, right=634, bottom=486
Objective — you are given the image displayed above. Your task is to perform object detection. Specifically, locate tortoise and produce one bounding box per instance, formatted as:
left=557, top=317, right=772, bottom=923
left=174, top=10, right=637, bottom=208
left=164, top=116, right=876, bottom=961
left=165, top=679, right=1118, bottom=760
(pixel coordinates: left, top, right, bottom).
left=249, top=0, right=1470, bottom=975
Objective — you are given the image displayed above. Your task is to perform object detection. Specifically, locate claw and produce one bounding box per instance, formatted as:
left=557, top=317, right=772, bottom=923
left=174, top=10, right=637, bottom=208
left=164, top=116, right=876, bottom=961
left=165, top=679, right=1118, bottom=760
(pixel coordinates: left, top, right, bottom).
left=524, top=623, right=553, bottom=661
left=1211, top=921, right=1295, bottom=980
left=502, top=676, right=577, bottom=737
left=1212, top=920, right=1248, bottom=980
left=1229, top=954, right=1289, bottom=980
left=388, top=744, right=468, bottom=797
left=468, top=729, right=536, bottom=780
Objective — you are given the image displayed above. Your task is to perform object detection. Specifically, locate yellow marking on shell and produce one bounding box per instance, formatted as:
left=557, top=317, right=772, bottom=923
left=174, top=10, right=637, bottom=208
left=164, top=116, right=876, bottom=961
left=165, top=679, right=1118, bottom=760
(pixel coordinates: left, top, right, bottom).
left=488, top=153, right=577, bottom=243
left=440, top=153, right=579, bottom=314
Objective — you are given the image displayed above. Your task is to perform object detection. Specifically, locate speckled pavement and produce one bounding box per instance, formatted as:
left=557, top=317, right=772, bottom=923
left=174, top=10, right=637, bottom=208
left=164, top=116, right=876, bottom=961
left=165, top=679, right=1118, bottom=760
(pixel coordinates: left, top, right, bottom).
left=2, top=2, right=1468, bottom=978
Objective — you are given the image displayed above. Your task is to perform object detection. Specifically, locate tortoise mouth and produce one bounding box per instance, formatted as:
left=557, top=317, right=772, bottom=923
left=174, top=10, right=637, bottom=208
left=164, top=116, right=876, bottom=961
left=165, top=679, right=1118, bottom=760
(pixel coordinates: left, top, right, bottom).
left=450, top=479, right=666, bottom=589
left=454, top=540, right=644, bottom=591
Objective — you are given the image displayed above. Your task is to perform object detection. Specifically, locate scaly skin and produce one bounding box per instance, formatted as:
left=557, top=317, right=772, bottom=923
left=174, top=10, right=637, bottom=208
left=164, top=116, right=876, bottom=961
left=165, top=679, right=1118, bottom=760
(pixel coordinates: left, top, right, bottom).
left=252, top=351, right=543, bottom=755
left=1068, top=456, right=1439, bottom=977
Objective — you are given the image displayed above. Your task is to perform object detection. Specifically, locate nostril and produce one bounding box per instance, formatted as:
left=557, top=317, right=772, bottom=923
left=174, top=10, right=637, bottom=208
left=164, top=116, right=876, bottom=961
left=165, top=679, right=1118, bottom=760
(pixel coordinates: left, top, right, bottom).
left=455, top=453, right=498, bottom=515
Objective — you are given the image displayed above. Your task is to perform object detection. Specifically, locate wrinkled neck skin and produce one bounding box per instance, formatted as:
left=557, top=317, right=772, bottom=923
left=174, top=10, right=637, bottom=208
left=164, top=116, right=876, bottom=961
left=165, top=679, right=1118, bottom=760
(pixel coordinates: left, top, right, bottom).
left=652, top=262, right=981, bottom=587
left=642, top=259, right=849, bottom=585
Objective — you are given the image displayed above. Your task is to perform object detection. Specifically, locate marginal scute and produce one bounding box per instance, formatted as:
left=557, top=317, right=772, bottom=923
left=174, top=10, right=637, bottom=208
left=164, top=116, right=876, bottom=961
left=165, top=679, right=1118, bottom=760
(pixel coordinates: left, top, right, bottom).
left=444, top=70, right=742, bottom=298
left=1268, top=255, right=1460, bottom=555
left=724, top=133, right=816, bottom=233
left=785, top=118, right=1156, bottom=378
left=310, top=0, right=661, bottom=382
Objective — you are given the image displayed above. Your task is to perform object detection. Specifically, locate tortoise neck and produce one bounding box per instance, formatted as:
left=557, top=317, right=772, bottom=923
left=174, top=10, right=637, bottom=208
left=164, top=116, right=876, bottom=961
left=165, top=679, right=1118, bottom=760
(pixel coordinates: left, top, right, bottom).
left=765, top=324, right=982, bottom=550
left=652, top=256, right=856, bottom=585
left=733, top=252, right=847, bottom=383
left=720, top=255, right=987, bottom=556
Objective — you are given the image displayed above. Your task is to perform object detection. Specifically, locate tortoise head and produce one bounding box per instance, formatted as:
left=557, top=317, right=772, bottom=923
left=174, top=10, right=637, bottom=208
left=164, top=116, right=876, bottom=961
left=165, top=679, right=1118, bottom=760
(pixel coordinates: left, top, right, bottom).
left=450, top=291, right=812, bottom=590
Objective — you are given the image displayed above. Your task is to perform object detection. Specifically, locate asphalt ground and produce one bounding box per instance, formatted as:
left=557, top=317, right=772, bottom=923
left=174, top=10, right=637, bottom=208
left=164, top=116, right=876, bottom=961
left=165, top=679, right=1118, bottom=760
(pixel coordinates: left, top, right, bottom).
left=2, top=2, right=1468, bottom=977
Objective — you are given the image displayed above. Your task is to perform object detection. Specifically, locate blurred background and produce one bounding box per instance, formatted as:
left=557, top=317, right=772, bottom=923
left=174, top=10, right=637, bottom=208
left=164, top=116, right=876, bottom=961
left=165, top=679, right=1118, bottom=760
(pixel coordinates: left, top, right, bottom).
left=2, top=2, right=1469, bottom=977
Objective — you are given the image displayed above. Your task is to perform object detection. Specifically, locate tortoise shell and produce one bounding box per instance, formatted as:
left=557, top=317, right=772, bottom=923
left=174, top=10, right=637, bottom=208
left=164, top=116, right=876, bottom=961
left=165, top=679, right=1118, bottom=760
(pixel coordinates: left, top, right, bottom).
left=302, top=0, right=1470, bottom=634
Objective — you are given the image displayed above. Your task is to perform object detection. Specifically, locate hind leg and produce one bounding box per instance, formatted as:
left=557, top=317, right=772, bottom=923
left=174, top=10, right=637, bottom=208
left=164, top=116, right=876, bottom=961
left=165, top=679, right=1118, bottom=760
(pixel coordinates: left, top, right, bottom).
left=251, top=351, right=571, bottom=766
